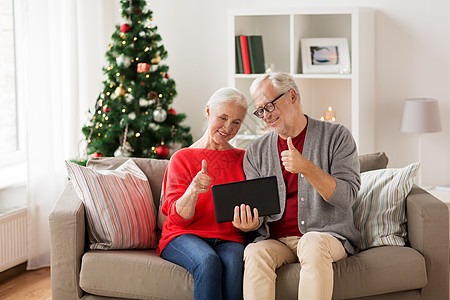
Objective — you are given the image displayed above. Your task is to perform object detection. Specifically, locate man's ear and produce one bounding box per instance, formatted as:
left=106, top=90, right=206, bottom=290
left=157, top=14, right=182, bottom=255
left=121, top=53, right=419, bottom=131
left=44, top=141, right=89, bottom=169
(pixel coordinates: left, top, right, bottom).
left=206, top=105, right=210, bottom=118
left=289, top=89, right=297, bottom=103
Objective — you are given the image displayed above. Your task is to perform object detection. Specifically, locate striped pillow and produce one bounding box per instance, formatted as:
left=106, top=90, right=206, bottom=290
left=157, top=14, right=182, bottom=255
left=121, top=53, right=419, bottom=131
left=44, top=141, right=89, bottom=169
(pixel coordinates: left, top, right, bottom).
left=353, top=162, right=419, bottom=250
left=65, top=159, right=158, bottom=250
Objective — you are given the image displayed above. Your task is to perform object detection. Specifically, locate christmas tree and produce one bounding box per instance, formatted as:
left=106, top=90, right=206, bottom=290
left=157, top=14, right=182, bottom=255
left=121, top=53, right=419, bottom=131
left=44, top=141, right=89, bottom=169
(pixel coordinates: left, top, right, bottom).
left=79, top=0, right=192, bottom=163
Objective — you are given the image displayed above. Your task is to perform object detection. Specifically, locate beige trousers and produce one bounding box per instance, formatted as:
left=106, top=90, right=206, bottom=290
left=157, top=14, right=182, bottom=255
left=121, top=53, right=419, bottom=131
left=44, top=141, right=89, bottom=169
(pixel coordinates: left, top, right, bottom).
left=243, top=232, right=347, bottom=300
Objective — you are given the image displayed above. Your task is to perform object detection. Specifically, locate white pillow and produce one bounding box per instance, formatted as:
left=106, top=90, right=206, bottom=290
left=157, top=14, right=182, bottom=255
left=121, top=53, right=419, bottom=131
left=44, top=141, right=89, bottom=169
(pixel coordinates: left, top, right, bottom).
left=353, top=162, right=419, bottom=250
left=65, top=159, right=158, bottom=250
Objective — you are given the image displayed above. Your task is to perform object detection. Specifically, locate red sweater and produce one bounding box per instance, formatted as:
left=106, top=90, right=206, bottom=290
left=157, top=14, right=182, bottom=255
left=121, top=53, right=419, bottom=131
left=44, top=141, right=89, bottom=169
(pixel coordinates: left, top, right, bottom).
left=157, top=148, right=246, bottom=255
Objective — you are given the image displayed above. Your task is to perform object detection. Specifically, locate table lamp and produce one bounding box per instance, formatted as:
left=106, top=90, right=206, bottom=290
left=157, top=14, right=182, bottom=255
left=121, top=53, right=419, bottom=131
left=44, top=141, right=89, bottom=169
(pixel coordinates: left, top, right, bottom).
left=400, top=98, right=442, bottom=187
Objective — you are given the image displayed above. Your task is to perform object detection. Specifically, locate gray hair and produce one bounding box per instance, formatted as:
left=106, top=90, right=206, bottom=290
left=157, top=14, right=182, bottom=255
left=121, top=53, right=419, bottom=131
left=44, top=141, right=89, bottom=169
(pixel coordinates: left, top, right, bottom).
left=205, top=87, right=248, bottom=116
left=250, top=72, right=300, bottom=102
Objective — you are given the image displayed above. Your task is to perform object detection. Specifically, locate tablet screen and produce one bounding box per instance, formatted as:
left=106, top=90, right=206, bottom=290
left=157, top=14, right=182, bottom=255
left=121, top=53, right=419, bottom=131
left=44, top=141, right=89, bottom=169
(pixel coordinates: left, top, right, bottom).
left=211, top=176, right=280, bottom=223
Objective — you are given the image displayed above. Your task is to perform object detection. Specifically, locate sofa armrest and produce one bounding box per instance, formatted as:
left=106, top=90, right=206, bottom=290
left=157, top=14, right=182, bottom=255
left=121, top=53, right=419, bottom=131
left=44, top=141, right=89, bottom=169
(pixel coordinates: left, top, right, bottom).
left=406, top=185, right=449, bottom=299
left=49, top=183, right=86, bottom=300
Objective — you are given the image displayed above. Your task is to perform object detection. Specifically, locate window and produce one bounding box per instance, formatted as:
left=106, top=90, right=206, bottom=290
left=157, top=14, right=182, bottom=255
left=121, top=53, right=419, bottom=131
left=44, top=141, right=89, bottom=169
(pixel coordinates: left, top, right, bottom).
left=0, top=0, right=23, bottom=167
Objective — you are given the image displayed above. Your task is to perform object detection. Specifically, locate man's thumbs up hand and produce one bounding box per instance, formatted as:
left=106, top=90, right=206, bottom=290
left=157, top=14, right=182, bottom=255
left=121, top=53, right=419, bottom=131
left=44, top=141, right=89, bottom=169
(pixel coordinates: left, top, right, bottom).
left=281, top=137, right=303, bottom=174
left=287, top=136, right=295, bottom=151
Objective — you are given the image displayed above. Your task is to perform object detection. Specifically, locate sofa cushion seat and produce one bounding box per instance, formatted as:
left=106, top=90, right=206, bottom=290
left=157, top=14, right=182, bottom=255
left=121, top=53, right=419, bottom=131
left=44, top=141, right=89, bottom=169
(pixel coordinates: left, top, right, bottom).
left=275, top=246, right=427, bottom=299
left=80, top=250, right=193, bottom=299
left=79, top=245, right=426, bottom=300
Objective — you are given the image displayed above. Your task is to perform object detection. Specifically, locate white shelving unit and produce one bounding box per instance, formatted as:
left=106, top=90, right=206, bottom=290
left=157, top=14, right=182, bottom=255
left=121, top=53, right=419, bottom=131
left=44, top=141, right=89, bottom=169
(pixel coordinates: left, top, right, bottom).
left=228, top=7, right=375, bottom=154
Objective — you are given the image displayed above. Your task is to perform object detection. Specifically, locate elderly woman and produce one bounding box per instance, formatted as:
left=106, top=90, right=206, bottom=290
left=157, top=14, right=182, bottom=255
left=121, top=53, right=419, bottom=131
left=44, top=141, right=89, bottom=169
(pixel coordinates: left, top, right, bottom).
left=157, top=87, right=258, bottom=300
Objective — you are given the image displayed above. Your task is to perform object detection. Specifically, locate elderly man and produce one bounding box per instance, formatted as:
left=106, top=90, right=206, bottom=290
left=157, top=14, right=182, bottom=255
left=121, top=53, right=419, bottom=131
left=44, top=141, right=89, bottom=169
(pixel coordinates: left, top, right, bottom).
left=233, top=72, right=361, bottom=300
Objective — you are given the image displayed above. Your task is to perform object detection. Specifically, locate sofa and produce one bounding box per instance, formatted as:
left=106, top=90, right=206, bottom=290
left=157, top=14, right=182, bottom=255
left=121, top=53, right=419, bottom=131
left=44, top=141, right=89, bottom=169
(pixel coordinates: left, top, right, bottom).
left=49, top=153, right=449, bottom=300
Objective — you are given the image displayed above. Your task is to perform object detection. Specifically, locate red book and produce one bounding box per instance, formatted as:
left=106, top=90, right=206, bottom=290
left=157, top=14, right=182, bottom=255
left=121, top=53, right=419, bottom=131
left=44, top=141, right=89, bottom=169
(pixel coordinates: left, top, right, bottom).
left=239, top=36, right=251, bottom=74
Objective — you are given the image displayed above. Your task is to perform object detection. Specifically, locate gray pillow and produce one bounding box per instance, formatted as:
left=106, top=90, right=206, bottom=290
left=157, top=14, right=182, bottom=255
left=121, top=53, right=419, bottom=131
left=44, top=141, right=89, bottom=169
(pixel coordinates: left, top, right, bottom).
left=359, top=152, right=389, bottom=173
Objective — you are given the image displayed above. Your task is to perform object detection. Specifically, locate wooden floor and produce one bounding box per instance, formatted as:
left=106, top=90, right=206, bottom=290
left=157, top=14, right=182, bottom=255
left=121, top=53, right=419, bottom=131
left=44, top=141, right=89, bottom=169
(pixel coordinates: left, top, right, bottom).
left=0, top=267, right=51, bottom=300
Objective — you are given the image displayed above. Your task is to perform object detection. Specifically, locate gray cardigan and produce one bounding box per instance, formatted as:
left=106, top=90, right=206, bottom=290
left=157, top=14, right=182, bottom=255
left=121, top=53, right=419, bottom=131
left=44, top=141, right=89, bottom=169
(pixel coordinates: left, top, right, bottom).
left=243, top=116, right=361, bottom=254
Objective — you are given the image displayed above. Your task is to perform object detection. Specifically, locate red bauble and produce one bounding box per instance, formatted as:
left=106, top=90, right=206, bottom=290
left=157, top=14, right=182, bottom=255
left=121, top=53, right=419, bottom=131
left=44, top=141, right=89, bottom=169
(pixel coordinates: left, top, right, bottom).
left=103, top=106, right=110, bottom=113
left=92, top=152, right=103, bottom=158
left=120, top=23, right=131, bottom=33
left=155, top=145, right=169, bottom=158
left=164, top=73, right=170, bottom=79
left=168, top=108, right=177, bottom=115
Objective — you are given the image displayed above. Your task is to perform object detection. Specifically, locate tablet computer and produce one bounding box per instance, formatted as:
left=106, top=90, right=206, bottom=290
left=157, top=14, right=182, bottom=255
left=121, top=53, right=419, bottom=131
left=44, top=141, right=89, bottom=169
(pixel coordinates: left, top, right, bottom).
left=211, top=176, right=280, bottom=223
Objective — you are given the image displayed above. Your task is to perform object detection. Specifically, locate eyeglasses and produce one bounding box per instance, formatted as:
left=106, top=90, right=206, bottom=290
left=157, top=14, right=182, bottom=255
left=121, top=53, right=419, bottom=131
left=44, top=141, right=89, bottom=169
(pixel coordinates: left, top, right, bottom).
left=253, top=92, right=286, bottom=119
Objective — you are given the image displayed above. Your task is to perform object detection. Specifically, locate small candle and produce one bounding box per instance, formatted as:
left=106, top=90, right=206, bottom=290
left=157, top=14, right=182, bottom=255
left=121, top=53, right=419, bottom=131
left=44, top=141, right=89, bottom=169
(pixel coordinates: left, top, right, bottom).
left=323, top=106, right=336, bottom=121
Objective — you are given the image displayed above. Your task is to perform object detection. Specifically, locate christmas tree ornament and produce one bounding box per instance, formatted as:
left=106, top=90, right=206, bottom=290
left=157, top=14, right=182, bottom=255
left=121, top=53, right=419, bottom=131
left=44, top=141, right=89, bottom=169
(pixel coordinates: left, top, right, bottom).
left=103, top=105, right=110, bottom=113
left=120, top=23, right=131, bottom=33
left=114, top=142, right=132, bottom=157
left=149, top=123, right=159, bottom=130
left=148, top=91, right=158, bottom=100
left=155, top=144, right=169, bottom=158
left=125, top=94, right=134, bottom=103
left=168, top=140, right=182, bottom=157
left=128, top=112, right=136, bottom=120
left=139, top=99, right=149, bottom=106
left=114, top=147, right=124, bottom=157
left=78, top=139, right=88, bottom=160
left=164, top=73, right=170, bottom=79
left=168, top=108, right=177, bottom=115
left=137, top=62, right=150, bottom=73
left=153, top=107, right=167, bottom=123
left=150, top=54, right=161, bottom=64
left=116, top=54, right=131, bottom=67
left=92, top=152, right=103, bottom=158
left=115, top=84, right=126, bottom=97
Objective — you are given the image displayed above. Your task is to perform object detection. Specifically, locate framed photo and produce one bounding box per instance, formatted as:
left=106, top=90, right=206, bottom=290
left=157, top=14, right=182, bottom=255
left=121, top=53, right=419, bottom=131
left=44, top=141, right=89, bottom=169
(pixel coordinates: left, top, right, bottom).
left=301, top=38, right=350, bottom=74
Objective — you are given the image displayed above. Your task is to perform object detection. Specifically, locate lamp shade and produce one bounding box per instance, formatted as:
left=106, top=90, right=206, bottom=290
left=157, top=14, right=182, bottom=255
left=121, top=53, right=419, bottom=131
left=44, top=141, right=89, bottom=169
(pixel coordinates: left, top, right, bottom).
left=400, top=98, right=442, bottom=133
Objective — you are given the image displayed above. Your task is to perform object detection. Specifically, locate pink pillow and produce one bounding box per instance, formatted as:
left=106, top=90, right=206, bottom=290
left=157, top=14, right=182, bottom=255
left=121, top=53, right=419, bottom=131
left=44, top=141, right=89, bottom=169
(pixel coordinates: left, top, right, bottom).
left=65, top=159, right=158, bottom=250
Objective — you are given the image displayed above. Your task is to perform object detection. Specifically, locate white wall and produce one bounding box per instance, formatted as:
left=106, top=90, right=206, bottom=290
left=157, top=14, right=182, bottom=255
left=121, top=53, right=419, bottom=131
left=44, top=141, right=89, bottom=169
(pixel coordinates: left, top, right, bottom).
left=85, top=0, right=450, bottom=187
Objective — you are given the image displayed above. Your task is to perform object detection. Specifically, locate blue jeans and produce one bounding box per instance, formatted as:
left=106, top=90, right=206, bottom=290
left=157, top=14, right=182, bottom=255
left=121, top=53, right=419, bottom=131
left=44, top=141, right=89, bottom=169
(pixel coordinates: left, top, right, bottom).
left=161, top=234, right=244, bottom=300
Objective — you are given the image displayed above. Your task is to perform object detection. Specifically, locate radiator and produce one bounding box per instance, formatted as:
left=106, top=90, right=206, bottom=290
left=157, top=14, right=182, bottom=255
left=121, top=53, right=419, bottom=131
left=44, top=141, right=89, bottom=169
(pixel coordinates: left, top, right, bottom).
left=0, top=207, right=27, bottom=272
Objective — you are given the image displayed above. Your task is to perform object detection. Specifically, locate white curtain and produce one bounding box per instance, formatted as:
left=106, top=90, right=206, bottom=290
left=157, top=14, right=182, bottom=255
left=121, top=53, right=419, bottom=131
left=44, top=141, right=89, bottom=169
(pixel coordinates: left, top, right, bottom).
left=14, top=0, right=119, bottom=269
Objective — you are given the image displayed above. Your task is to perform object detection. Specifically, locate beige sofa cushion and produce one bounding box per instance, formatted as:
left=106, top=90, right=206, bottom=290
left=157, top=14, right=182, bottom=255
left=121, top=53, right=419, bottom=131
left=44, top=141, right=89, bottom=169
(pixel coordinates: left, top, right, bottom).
left=79, top=246, right=426, bottom=300
left=80, top=250, right=193, bottom=299
left=359, top=152, right=389, bottom=173
left=275, top=246, right=427, bottom=299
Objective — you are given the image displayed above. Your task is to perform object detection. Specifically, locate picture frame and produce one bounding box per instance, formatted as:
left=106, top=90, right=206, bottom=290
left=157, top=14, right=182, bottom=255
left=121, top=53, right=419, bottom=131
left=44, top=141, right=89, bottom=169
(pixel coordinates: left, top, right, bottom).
left=301, top=38, right=350, bottom=74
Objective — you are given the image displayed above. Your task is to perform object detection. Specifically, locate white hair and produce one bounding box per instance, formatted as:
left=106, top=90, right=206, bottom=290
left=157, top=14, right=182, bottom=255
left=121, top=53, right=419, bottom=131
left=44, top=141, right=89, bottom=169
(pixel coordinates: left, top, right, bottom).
left=250, top=72, right=301, bottom=102
left=205, top=87, right=248, bottom=116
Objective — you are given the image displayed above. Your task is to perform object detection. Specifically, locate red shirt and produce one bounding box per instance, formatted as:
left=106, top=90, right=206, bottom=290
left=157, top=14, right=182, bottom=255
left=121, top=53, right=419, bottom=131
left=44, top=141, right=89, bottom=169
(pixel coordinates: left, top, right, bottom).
left=157, top=148, right=245, bottom=255
left=269, top=128, right=307, bottom=239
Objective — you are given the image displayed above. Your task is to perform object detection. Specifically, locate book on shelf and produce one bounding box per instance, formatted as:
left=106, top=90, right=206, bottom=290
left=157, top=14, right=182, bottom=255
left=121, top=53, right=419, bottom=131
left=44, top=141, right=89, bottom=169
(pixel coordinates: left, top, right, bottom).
left=235, top=36, right=244, bottom=74
left=435, top=184, right=450, bottom=192
left=247, top=35, right=265, bottom=74
left=239, top=35, right=252, bottom=74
